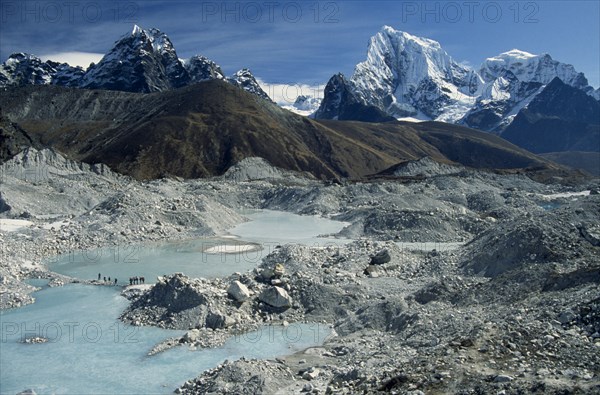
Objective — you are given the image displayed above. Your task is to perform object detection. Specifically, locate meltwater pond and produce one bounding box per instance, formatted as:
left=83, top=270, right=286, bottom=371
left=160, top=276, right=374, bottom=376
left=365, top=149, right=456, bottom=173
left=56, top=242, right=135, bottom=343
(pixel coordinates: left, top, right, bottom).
left=3, top=210, right=344, bottom=394
left=231, top=209, right=351, bottom=246
left=49, top=210, right=350, bottom=283
left=0, top=284, right=331, bottom=394
left=47, top=237, right=260, bottom=284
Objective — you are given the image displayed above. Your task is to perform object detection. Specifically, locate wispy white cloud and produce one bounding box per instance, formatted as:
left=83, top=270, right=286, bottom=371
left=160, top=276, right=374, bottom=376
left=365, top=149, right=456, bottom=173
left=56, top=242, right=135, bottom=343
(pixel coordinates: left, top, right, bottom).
left=39, top=52, right=104, bottom=68
left=256, top=79, right=325, bottom=106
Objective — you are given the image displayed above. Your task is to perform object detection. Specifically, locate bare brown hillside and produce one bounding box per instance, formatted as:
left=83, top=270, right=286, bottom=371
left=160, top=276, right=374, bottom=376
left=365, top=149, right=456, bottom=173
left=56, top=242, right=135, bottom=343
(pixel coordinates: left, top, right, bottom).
left=0, top=81, right=569, bottom=180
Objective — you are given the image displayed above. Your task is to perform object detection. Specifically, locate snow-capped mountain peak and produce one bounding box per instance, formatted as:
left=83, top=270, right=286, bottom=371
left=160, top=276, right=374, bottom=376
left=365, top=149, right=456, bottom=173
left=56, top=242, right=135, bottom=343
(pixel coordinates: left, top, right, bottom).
left=349, top=25, right=478, bottom=120
left=6, top=52, right=39, bottom=65
left=480, top=49, right=587, bottom=88
left=355, top=26, right=454, bottom=87
left=132, top=26, right=174, bottom=54
left=227, top=69, right=273, bottom=102
left=184, top=55, right=225, bottom=82
left=131, top=24, right=143, bottom=35
left=117, top=25, right=174, bottom=55
left=0, top=52, right=84, bottom=87
left=462, top=48, right=592, bottom=131
left=1, top=25, right=273, bottom=101
left=380, top=26, right=442, bottom=51
left=79, top=25, right=188, bottom=92
left=280, top=95, right=322, bottom=117
left=316, top=26, right=596, bottom=132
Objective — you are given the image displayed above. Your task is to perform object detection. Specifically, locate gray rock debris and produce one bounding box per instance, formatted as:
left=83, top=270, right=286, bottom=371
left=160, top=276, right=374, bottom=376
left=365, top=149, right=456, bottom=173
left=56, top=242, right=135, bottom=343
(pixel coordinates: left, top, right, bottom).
left=227, top=280, right=250, bottom=302
left=579, top=223, right=600, bottom=246
left=2, top=145, right=600, bottom=395
left=220, top=157, right=309, bottom=184
left=391, top=156, right=463, bottom=178
left=177, top=358, right=295, bottom=394
left=259, top=286, right=293, bottom=308
left=370, top=249, right=391, bottom=265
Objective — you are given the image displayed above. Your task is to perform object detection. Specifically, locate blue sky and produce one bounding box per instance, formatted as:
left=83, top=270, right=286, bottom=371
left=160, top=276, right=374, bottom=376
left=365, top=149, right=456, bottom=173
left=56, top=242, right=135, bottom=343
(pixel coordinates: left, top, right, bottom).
left=1, top=0, right=599, bottom=88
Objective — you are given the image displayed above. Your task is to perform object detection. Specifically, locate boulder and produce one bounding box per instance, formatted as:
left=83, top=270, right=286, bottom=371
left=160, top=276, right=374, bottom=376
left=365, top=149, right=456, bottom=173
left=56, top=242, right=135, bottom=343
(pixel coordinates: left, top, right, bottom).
left=579, top=224, right=600, bottom=247
left=182, top=329, right=200, bottom=343
left=273, top=263, right=285, bottom=277
left=260, top=267, right=274, bottom=281
left=558, top=311, right=576, bottom=325
left=0, top=194, right=11, bottom=213
left=205, top=310, right=233, bottom=329
left=227, top=280, right=250, bottom=302
left=259, top=286, right=292, bottom=308
left=149, top=273, right=207, bottom=312
left=364, top=265, right=380, bottom=278
left=302, top=367, right=320, bottom=380
left=370, top=249, right=391, bottom=265
left=494, top=374, right=513, bottom=383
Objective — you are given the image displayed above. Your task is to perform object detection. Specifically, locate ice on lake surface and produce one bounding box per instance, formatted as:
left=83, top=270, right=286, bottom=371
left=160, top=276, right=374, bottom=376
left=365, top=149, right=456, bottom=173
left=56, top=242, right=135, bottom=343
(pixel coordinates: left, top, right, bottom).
left=48, top=210, right=350, bottom=282
left=0, top=284, right=330, bottom=394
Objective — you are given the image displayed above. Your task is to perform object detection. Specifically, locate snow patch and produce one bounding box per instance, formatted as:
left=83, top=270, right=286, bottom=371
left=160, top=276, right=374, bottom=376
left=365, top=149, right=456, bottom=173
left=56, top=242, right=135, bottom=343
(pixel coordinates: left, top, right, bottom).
left=0, top=219, right=34, bottom=232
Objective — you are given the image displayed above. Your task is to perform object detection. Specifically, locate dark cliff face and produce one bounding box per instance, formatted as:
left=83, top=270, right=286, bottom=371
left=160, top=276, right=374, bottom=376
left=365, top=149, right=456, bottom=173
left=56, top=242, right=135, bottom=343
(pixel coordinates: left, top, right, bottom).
left=314, top=73, right=395, bottom=123
left=0, top=113, right=41, bottom=165
left=502, top=78, right=600, bottom=153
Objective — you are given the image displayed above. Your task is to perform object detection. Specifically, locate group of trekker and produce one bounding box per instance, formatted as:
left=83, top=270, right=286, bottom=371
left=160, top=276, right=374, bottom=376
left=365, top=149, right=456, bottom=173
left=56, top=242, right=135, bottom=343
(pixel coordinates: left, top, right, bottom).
left=97, top=273, right=118, bottom=285
left=96, top=273, right=145, bottom=285
left=129, top=276, right=145, bottom=285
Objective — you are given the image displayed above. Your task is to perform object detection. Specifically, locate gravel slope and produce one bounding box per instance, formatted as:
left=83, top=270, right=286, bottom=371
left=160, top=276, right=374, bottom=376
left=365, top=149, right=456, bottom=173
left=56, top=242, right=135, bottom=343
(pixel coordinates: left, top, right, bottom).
left=1, top=149, right=599, bottom=394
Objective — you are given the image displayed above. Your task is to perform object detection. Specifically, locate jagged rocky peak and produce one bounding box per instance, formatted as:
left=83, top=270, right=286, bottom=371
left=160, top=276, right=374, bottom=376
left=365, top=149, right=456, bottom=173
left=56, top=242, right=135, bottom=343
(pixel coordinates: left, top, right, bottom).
left=0, top=26, right=282, bottom=102
left=79, top=25, right=188, bottom=92
left=463, top=49, right=593, bottom=132
left=46, top=60, right=86, bottom=87
left=500, top=77, right=600, bottom=153
left=5, top=52, right=42, bottom=65
left=315, top=72, right=395, bottom=122
left=0, top=53, right=84, bottom=87
left=227, top=69, right=272, bottom=102
left=185, top=55, right=225, bottom=82
left=314, top=73, right=354, bottom=119
left=480, top=49, right=588, bottom=88
left=129, top=25, right=174, bottom=53
left=0, top=53, right=53, bottom=86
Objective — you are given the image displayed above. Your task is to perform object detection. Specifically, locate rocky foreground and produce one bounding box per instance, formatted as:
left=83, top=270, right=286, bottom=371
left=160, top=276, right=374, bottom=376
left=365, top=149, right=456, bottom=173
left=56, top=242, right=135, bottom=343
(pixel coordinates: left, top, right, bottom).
left=1, top=149, right=599, bottom=394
